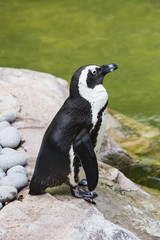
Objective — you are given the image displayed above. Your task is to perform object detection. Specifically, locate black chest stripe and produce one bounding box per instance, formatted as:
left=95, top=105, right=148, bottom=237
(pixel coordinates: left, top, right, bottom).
left=90, top=100, right=108, bottom=148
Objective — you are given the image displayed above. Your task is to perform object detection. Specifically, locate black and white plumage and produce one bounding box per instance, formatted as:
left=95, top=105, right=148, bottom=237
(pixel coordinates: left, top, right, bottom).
left=29, top=63, right=118, bottom=204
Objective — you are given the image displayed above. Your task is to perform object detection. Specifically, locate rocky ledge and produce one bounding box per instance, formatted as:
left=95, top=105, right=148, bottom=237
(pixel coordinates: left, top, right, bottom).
left=0, top=67, right=160, bottom=240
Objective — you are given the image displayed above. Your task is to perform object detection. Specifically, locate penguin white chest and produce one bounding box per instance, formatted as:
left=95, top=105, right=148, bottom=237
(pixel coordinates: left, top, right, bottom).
left=89, top=86, right=108, bottom=154
left=78, top=66, right=108, bottom=154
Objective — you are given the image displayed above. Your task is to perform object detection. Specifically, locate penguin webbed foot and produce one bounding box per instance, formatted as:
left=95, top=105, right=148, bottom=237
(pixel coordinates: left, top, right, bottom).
left=78, top=177, right=88, bottom=186
left=70, top=186, right=98, bottom=205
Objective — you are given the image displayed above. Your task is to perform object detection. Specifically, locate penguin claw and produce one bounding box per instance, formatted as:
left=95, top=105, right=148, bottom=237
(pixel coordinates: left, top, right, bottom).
left=78, top=177, right=88, bottom=186
left=84, top=197, right=96, bottom=205
left=79, top=189, right=98, bottom=198
left=70, top=186, right=98, bottom=205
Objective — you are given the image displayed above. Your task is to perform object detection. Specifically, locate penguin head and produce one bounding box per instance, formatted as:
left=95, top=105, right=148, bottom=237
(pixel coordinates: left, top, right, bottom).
left=70, top=63, right=118, bottom=98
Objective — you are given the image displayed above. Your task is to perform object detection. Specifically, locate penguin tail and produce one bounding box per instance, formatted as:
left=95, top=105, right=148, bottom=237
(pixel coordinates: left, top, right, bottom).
left=29, top=177, right=46, bottom=195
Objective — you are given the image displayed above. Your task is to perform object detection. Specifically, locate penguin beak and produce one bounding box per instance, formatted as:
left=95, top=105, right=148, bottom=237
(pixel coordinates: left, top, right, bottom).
left=101, top=63, right=118, bottom=75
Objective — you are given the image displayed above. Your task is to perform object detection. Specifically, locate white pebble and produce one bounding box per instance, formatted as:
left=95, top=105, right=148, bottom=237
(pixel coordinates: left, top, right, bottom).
left=0, top=202, right=2, bottom=209
left=0, top=121, right=10, bottom=132
left=0, top=168, right=5, bottom=180
left=0, top=149, right=27, bottom=169
left=0, top=110, right=17, bottom=123
left=0, top=168, right=5, bottom=173
left=0, top=126, right=21, bottom=148
left=7, top=165, right=27, bottom=176
left=0, top=173, right=28, bottom=190
left=0, top=148, right=18, bottom=154
left=0, top=185, right=17, bottom=203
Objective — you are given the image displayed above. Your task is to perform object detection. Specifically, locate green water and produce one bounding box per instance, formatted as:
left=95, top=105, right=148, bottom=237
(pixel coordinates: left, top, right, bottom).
left=0, top=0, right=160, bottom=129
left=122, top=156, right=160, bottom=191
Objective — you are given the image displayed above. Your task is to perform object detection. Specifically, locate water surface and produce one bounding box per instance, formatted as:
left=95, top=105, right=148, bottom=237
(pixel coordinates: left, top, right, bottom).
left=0, top=0, right=160, bottom=128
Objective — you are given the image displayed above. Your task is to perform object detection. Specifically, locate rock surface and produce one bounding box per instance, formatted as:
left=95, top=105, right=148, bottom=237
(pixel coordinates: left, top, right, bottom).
left=0, top=186, right=17, bottom=203
left=0, top=192, right=139, bottom=240
left=98, top=133, right=133, bottom=168
left=0, top=173, right=28, bottom=189
left=0, top=148, right=27, bottom=169
left=0, top=126, right=21, bottom=148
left=98, top=162, right=144, bottom=192
left=0, top=67, right=69, bottom=128
left=107, top=108, right=160, bottom=155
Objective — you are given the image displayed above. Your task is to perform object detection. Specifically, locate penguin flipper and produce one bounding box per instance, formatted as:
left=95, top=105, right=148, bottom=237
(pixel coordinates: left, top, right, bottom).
left=29, top=176, right=46, bottom=195
left=73, top=128, right=98, bottom=192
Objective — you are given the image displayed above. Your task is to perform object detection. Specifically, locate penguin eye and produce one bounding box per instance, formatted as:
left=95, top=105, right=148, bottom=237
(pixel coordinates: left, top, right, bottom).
left=91, top=69, right=97, bottom=75
left=91, top=67, right=100, bottom=76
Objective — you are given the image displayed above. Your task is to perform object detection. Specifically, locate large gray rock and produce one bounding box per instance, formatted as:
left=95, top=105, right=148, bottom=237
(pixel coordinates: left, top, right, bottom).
left=7, top=165, right=27, bottom=176
left=0, top=173, right=28, bottom=190
left=0, top=193, right=139, bottom=240
left=97, top=162, right=160, bottom=240
left=0, top=67, right=69, bottom=129
left=0, top=127, right=20, bottom=148
left=98, top=133, right=133, bottom=168
left=66, top=213, right=139, bottom=240
left=0, top=186, right=17, bottom=203
left=0, top=94, right=18, bottom=115
left=98, top=162, right=147, bottom=193
left=0, top=148, right=27, bottom=169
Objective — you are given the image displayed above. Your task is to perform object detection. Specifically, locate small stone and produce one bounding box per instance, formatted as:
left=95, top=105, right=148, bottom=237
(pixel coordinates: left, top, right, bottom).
left=0, top=145, right=2, bottom=152
left=0, top=173, right=28, bottom=190
left=0, top=148, right=27, bottom=169
left=0, top=173, right=5, bottom=180
left=0, top=121, right=10, bottom=132
left=0, top=185, right=17, bottom=203
left=7, top=165, right=27, bottom=176
left=0, top=110, right=17, bottom=123
left=0, top=148, right=17, bottom=154
left=0, top=168, right=5, bottom=180
left=0, top=126, right=21, bottom=148
left=0, top=202, right=3, bottom=209
left=0, top=168, right=4, bottom=173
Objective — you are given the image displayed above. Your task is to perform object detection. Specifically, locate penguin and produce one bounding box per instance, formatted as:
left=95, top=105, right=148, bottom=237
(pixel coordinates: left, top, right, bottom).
left=29, top=63, right=118, bottom=204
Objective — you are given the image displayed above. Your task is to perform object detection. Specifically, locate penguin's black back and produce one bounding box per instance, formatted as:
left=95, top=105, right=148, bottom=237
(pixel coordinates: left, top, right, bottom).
left=29, top=96, right=92, bottom=194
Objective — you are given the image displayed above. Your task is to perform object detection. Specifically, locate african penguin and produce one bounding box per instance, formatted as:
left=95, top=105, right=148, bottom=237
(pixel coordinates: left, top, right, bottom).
left=29, top=63, right=118, bottom=204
